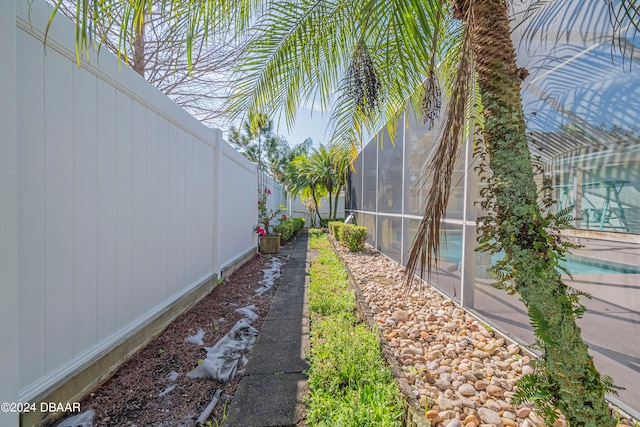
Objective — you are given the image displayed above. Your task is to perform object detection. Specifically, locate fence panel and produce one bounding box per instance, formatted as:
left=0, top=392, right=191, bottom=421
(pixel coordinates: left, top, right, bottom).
left=0, top=1, right=19, bottom=425
left=12, top=0, right=257, bottom=405
left=217, top=143, right=260, bottom=271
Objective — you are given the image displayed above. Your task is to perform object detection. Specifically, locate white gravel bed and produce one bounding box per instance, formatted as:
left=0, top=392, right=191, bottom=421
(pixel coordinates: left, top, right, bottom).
left=331, top=240, right=631, bottom=427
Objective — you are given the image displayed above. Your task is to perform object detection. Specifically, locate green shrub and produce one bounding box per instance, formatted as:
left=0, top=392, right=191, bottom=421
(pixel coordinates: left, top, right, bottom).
left=273, top=222, right=293, bottom=241
left=339, top=224, right=367, bottom=252
left=273, top=217, right=305, bottom=242
left=328, top=221, right=344, bottom=239
left=320, top=217, right=344, bottom=228
left=292, top=217, right=305, bottom=231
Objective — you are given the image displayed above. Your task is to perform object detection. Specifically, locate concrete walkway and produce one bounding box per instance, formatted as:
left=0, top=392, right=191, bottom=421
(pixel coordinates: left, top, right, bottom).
left=224, top=230, right=311, bottom=427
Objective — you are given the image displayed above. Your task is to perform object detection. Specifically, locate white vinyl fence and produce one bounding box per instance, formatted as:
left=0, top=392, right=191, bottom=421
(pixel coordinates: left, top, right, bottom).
left=1, top=2, right=20, bottom=426
left=0, top=1, right=282, bottom=421
left=259, top=169, right=288, bottom=225
left=289, top=193, right=346, bottom=226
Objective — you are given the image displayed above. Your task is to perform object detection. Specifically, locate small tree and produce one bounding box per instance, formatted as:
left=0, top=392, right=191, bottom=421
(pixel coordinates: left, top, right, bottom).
left=328, top=143, right=353, bottom=218
left=306, top=143, right=352, bottom=219
left=229, top=113, right=278, bottom=170
left=228, top=113, right=299, bottom=184
left=302, top=197, right=320, bottom=228
left=288, top=153, right=327, bottom=225
left=50, top=0, right=240, bottom=127
left=256, top=186, right=284, bottom=235
left=308, top=145, right=337, bottom=218
left=287, top=143, right=351, bottom=221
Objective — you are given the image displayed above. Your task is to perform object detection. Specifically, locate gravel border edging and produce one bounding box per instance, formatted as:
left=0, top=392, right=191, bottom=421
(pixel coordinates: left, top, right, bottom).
left=328, top=234, right=639, bottom=427
left=326, top=235, right=431, bottom=427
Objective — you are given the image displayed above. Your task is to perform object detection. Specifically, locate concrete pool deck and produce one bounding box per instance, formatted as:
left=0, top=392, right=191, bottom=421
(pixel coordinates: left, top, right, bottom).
left=469, top=244, right=640, bottom=418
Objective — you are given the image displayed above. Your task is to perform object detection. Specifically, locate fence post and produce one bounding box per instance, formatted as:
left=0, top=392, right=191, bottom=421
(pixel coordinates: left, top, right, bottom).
left=0, top=1, right=19, bottom=425
left=212, top=129, right=223, bottom=277
left=460, top=135, right=477, bottom=308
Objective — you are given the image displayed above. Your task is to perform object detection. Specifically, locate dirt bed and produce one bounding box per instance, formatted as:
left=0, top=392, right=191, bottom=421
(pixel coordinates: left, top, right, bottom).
left=52, top=247, right=291, bottom=427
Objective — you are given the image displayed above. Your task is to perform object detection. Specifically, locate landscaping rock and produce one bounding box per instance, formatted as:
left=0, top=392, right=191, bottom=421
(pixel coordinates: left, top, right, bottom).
left=458, top=383, right=477, bottom=396
left=478, top=407, right=503, bottom=426
left=333, top=241, right=571, bottom=427
left=528, top=412, right=547, bottom=427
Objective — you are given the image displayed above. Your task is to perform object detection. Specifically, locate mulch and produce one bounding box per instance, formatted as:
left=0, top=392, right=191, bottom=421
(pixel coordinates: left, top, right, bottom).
left=53, top=250, right=289, bottom=427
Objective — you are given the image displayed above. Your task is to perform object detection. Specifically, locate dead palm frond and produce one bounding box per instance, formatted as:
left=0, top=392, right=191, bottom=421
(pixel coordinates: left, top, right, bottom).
left=404, top=23, right=476, bottom=291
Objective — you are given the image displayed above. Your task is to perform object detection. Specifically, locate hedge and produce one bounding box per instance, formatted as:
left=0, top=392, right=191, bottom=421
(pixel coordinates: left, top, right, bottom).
left=328, top=221, right=344, bottom=240
left=292, top=217, right=305, bottom=231
left=320, top=217, right=345, bottom=228
left=273, top=217, right=306, bottom=242
left=338, top=224, right=367, bottom=252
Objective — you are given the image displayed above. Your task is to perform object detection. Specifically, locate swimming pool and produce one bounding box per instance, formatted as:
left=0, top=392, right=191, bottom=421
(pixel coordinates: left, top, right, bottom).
left=437, top=235, right=640, bottom=275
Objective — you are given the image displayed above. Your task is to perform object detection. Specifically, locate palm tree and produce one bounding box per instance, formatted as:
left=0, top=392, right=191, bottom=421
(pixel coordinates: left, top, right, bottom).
left=312, top=142, right=352, bottom=219
left=287, top=152, right=327, bottom=225
left=226, top=2, right=624, bottom=424
left=307, top=145, right=338, bottom=219
left=328, top=142, right=352, bottom=218
left=273, top=137, right=314, bottom=186
left=287, top=143, right=351, bottom=221
left=52, top=1, right=640, bottom=424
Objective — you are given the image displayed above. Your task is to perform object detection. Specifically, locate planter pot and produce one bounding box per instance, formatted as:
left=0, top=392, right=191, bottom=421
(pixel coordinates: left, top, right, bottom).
left=259, top=233, right=281, bottom=254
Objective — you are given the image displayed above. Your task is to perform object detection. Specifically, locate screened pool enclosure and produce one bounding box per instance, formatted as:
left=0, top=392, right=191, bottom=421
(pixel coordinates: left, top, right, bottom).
left=346, top=0, right=640, bottom=416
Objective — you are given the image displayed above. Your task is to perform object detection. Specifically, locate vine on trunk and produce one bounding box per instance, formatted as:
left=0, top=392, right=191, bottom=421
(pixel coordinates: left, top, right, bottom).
left=464, top=0, right=619, bottom=425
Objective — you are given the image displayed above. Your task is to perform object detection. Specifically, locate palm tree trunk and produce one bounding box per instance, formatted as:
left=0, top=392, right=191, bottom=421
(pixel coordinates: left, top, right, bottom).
left=458, top=0, right=614, bottom=425
left=132, top=22, right=145, bottom=76
left=311, top=187, right=323, bottom=224
left=333, top=189, right=340, bottom=219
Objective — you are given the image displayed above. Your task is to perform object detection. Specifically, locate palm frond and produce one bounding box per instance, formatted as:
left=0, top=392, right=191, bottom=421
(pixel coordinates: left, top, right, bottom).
left=404, top=23, right=475, bottom=288
left=46, top=0, right=261, bottom=66
left=607, top=0, right=640, bottom=67
left=229, top=0, right=451, bottom=150
left=229, top=0, right=355, bottom=126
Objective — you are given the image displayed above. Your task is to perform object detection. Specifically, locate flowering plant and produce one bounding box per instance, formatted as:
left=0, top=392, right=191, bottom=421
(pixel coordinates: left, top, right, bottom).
left=257, top=186, right=285, bottom=234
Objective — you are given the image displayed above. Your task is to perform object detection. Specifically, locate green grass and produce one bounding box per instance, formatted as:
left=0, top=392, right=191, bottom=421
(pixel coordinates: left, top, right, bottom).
left=305, top=230, right=403, bottom=427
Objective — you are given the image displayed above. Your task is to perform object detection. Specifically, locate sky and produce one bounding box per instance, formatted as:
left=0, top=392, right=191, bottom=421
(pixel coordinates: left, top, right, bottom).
left=220, top=103, right=332, bottom=151
left=273, top=102, right=376, bottom=151
left=273, top=104, right=332, bottom=149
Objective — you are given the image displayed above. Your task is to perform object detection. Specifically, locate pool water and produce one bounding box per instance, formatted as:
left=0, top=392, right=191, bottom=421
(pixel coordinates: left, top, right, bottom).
left=558, top=255, right=640, bottom=275
left=437, top=236, right=639, bottom=275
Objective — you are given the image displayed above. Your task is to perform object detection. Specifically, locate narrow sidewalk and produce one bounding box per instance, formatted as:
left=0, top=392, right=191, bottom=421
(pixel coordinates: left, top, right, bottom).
left=224, top=230, right=311, bottom=427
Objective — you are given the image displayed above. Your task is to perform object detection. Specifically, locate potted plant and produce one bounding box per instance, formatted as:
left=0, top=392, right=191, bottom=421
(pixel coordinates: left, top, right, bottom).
left=256, top=186, right=285, bottom=253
